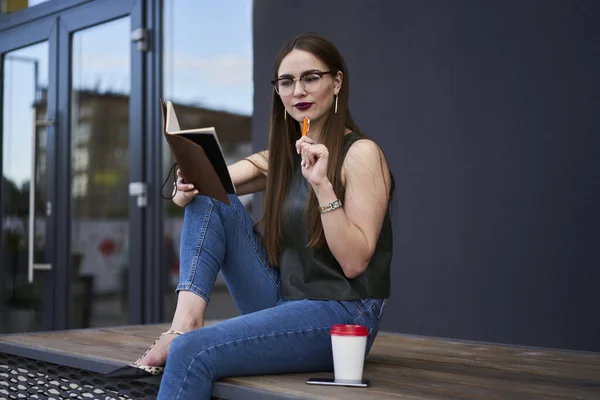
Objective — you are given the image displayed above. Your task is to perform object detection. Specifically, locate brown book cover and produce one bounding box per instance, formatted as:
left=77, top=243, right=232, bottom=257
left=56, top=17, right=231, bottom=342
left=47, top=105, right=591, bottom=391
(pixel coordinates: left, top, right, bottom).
left=160, top=99, right=235, bottom=205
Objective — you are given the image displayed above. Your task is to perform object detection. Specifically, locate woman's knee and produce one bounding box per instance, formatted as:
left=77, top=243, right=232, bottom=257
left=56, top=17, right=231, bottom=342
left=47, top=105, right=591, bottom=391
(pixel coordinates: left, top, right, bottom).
left=185, top=194, right=240, bottom=219
left=185, top=195, right=214, bottom=213
left=167, top=333, right=199, bottom=367
left=183, top=196, right=223, bottom=230
left=167, top=332, right=216, bottom=377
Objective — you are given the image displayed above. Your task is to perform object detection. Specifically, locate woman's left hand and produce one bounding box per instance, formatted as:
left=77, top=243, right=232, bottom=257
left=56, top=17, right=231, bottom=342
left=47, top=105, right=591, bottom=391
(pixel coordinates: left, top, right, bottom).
left=296, top=136, right=330, bottom=187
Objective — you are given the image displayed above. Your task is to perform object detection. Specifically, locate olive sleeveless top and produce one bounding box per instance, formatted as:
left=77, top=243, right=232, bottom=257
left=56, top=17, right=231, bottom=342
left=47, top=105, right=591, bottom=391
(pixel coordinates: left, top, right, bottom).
left=278, top=131, right=393, bottom=300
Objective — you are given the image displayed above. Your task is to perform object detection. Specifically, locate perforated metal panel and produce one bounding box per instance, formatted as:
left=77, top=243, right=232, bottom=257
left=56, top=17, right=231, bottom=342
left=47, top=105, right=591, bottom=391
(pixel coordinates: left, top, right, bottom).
left=0, top=353, right=158, bottom=399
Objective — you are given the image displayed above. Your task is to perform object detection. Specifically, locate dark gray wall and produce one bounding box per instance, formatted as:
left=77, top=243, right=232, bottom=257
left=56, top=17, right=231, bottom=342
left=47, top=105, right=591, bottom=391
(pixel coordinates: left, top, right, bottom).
left=252, top=0, right=600, bottom=352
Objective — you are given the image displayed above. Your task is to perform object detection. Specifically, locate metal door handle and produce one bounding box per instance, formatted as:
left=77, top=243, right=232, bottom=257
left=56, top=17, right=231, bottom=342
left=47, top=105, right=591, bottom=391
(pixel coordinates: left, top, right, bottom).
left=28, top=111, right=52, bottom=282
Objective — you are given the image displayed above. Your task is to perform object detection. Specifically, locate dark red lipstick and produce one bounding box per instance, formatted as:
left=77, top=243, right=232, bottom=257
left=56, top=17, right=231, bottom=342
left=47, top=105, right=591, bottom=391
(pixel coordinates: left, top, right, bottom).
left=295, top=102, right=312, bottom=111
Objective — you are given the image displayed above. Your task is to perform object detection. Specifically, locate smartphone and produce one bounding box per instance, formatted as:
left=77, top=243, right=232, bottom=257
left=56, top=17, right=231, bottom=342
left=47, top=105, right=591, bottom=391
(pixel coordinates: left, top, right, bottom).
left=306, top=377, right=370, bottom=388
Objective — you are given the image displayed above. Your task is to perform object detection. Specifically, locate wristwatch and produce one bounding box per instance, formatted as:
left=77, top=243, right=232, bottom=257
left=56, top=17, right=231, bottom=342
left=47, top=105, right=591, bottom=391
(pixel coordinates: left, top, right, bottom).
left=319, top=199, right=343, bottom=214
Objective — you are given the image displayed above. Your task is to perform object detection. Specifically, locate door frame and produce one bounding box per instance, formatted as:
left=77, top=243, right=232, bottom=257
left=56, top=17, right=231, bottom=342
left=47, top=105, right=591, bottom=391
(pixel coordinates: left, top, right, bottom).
left=144, top=0, right=162, bottom=323
left=0, top=17, right=59, bottom=332
left=53, top=0, right=146, bottom=329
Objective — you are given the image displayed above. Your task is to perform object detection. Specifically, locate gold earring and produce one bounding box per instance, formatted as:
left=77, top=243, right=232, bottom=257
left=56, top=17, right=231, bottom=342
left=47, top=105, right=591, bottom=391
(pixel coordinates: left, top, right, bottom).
left=334, top=95, right=338, bottom=114
left=284, top=110, right=287, bottom=120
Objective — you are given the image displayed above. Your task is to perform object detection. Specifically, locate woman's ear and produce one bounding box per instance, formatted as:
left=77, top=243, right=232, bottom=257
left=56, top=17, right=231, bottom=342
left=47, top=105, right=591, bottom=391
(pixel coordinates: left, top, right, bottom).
left=334, top=71, right=343, bottom=95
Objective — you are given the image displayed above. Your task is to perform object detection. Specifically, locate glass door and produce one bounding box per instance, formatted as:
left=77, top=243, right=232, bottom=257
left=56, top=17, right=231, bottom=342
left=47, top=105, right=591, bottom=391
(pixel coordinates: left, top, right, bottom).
left=53, top=0, right=145, bottom=330
left=68, top=16, right=132, bottom=328
left=0, top=0, right=145, bottom=333
left=0, top=20, right=57, bottom=333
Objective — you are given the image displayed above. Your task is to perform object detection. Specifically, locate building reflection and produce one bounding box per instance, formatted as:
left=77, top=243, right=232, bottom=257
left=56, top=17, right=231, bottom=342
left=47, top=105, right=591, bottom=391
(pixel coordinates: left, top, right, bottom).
left=2, top=89, right=251, bottom=328
left=63, top=90, right=251, bottom=216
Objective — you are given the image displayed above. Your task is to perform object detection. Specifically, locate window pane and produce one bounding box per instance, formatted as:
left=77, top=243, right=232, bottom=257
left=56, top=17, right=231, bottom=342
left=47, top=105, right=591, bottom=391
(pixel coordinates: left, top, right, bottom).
left=162, top=0, right=253, bottom=320
left=1, top=41, right=49, bottom=333
left=1, top=0, right=50, bottom=15
left=70, top=17, right=131, bottom=328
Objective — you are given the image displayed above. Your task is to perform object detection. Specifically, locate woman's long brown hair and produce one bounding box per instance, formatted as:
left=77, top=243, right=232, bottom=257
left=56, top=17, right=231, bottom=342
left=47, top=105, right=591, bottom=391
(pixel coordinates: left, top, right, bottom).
left=258, top=33, right=361, bottom=266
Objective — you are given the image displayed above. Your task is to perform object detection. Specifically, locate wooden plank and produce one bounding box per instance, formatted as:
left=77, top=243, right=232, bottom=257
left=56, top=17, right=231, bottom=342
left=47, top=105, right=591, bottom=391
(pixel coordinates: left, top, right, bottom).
left=359, top=363, right=594, bottom=400
left=0, top=322, right=219, bottom=363
left=226, top=363, right=584, bottom=400
left=367, top=350, right=600, bottom=386
left=373, top=334, right=600, bottom=365
left=223, top=374, right=466, bottom=400
left=1, top=325, right=598, bottom=400
left=0, top=330, right=155, bottom=362
left=369, top=336, right=600, bottom=381
left=3, top=334, right=593, bottom=399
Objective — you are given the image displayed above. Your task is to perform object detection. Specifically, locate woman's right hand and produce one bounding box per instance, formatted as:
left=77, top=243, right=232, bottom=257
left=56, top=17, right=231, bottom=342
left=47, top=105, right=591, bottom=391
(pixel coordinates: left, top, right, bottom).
left=173, top=169, right=199, bottom=207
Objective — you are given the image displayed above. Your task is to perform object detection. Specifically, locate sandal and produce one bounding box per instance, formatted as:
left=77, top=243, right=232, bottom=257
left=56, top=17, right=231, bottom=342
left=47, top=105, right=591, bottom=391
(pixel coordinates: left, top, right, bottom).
left=105, top=330, right=184, bottom=379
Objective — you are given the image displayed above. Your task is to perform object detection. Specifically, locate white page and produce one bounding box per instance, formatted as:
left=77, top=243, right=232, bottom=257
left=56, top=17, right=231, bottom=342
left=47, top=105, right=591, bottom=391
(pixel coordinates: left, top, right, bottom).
left=166, top=101, right=181, bottom=133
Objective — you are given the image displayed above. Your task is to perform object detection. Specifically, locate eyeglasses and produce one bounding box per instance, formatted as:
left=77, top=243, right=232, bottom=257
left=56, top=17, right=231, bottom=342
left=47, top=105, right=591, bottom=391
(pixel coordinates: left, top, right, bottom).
left=271, top=71, right=332, bottom=96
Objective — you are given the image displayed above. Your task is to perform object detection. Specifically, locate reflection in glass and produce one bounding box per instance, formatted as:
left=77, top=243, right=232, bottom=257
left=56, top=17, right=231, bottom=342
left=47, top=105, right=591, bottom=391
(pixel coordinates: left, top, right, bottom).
left=162, top=0, right=253, bottom=320
left=1, top=0, right=50, bottom=15
left=70, top=17, right=130, bottom=328
left=1, top=42, right=49, bottom=333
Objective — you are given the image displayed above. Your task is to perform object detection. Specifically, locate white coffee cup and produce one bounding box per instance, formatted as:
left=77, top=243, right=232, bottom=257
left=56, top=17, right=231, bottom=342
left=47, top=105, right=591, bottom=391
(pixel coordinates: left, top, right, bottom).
left=330, top=324, right=368, bottom=382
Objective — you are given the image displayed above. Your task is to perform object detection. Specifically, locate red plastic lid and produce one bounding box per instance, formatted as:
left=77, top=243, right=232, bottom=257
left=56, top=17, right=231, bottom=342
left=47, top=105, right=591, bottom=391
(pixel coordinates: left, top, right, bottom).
left=330, top=324, right=368, bottom=336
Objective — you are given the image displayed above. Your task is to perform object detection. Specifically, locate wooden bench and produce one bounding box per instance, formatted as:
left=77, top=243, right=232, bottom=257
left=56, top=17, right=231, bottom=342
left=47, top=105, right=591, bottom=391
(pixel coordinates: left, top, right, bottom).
left=1, top=323, right=598, bottom=399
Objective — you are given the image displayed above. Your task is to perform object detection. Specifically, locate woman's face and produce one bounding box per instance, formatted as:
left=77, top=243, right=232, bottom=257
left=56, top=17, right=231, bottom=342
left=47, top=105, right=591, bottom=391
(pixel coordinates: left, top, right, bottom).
left=276, top=49, right=342, bottom=127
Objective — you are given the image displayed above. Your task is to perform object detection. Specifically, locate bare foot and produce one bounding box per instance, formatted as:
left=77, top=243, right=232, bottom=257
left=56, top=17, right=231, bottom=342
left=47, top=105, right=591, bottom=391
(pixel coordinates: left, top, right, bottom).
left=137, top=321, right=204, bottom=367
left=138, top=291, right=207, bottom=367
left=137, top=332, right=181, bottom=367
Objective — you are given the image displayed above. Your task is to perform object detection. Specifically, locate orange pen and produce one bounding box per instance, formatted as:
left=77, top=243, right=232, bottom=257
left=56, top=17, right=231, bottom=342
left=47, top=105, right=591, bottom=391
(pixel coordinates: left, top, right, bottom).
left=302, top=117, right=310, bottom=136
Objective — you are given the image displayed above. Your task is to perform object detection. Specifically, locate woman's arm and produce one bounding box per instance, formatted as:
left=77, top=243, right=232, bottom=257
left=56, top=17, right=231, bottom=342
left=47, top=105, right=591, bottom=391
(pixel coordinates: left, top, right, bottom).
left=308, top=140, right=392, bottom=279
left=173, top=150, right=268, bottom=207
left=229, top=151, right=268, bottom=196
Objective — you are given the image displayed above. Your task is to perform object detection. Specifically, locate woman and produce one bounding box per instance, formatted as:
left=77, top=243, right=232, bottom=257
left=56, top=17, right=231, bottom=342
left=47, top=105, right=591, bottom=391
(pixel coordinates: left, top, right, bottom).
left=109, top=32, right=394, bottom=399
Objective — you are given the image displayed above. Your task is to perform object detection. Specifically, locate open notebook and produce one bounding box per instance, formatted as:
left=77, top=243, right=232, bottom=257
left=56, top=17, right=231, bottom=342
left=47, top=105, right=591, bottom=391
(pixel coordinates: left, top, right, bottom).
left=160, top=99, right=235, bottom=205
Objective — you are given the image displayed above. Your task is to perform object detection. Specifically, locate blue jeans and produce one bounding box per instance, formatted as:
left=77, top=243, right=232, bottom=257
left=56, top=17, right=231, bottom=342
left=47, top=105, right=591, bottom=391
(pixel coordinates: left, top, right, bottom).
left=157, top=195, right=386, bottom=399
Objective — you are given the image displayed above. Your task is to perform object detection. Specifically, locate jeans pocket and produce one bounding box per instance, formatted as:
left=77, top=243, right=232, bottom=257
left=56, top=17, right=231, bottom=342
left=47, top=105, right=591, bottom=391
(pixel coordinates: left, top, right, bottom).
left=352, top=298, right=369, bottom=313
left=371, top=298, right=386, bottom=322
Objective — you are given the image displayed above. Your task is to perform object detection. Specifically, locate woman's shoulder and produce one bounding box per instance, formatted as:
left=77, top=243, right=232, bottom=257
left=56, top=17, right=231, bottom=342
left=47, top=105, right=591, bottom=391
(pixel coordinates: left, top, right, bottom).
left=340, top=131, right=394, bottom=196
left=343, top=132, right=384, bottom=160
left=341, top=132, right=390, bottom=179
